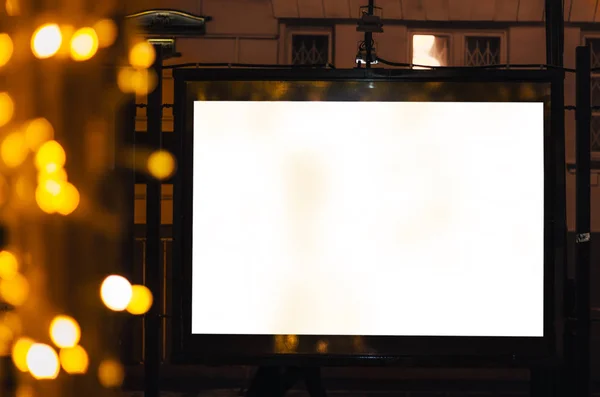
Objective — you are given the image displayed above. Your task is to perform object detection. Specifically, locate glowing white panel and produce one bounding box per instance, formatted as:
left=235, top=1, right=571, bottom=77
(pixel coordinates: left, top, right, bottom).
left=191, top=101, right=544, bottom=337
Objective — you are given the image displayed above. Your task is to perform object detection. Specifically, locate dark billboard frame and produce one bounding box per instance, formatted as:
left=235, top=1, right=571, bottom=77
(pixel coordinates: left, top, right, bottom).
left=171, top=67, right=564, bottom=367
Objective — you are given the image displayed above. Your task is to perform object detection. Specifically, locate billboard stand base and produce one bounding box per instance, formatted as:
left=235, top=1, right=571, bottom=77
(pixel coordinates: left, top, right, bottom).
left=245, top=366, right=327, bottom=397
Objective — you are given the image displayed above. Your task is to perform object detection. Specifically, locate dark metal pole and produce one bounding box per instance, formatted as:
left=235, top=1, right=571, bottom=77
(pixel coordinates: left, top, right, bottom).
left=365, top=0, right=374, bottom=69
left=545, top=0, right=564, bottom=67
left=144, top=44, right=163, bottom=397
left=575, top=45, right=592, bottom=397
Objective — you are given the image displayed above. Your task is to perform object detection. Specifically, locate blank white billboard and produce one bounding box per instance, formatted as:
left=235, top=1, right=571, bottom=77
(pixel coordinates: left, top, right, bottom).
left=191, top=101, right=544, bottom=338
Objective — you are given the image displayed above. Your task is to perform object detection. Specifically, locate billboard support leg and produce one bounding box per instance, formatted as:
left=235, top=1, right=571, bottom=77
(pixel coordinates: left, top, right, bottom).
left=574, top=44, right=592, bottom=397
left=144, top=44, right=164, bottom=397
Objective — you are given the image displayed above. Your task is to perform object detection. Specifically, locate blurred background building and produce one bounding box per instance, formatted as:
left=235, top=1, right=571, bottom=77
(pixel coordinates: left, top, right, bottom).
left=123, top=0, right=600, bottom=394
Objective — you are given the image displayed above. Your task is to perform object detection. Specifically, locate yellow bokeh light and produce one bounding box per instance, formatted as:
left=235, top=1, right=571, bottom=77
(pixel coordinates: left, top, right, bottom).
left=35, top=140, right=66, bottom=170
left=35, top=182, right=58, bottom=214
left=56, top=182, right=79, bottom=216
left=24, top=118, right=54, bottom=151
left=100, top=275, right=132, bottom=311
left=37, top=167, right=67, bottom=183
left=5, top=0, right=20, bottom=16
left=0, top=250, right=18, bottom=280
left=117, top=67, right=157, bottom=95
left=59, top=345, right=88, bottom=374
left=12, top=337, right=34, bottom=372
left=0, top=33, right=13, bottom=67
left=98, top=359, right=124, bottom=388
left=147, top=150, right=176, bottom=180
left=15, top=385, right=34, bottom=397
left=126, top=285, right=153, bottom=315
left=129, top=41, right=155, bottom=69
left=0, top=273, right=29, bottom=306
left=31, top=24, right=62, bottom=59
left=49, top=315, right=80, bottom=348
left=0, top=324, right=13, bottom=356
left=93, top=19, right=117, bottom=48
left=26, top=343, right=60, bottom=380
left=3, top=312, right=22, bottom=334
left=70, top=27, right=99, bottom=62
left=1, top=132, right=28, bottom=168
left=0, top=92, right=14, bottom=127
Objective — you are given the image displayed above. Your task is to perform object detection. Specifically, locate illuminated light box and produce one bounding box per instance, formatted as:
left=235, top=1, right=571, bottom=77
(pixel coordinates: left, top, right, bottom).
left=190, top=100, right=544, bottom=338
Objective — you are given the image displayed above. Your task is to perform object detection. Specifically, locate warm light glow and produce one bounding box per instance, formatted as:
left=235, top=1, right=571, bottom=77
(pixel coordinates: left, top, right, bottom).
left=12, top=337, right=34, bottom=372
left=0, top=92, right=14, bottom=127
left=117, top=67, right=157, bottom=95
left=49, top=315, right=80, bottom=348
left=3, top=312, right=22, bottom=334
left=94, top=19, right=117, bottom=48
left=70, top=27, right=99, bottom=61
left=100, top=275, right=132, bottom=311
left=412, top=34, right=442, bottom=69
left=35, top=181, right=60, bottom=214
left=26, top=343, right=60, bottom=380
left=316, top=340, right=328, bottom=353
left=129, top=41, right=155, bottom=68
left=31, top=24, right=62, bottom=59
left=98, top=359, right=124, bottom=388
left=0, top=251, right=18, bottom=280
left=25, top=118, right=54, bottom=151
left=0, top=326, right=12, bottom=356
left=147, top=150, right=176, bottom=180
left=126, top=285, right=153, bottom=315
left=0, top=273, right=29, bottom=306
left=35, top=140, right=66, bottom=170
left=56, top=182, right=79, bottom=215
left=0, top=33, right=13, bottom=67
left=1, top=132, right=28, bottom=168
left=5, top=0, right=20, bottom=16
left=15, top=385, right=34, bottom=397
left=37, top=167, right=67, bottom=183
left=59, top=345, right=88, bottom=374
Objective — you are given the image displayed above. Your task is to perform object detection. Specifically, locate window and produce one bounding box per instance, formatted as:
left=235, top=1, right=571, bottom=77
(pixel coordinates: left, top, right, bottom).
left=411, top=34, right=449, bottom=68
left=409, top=32, right=504, bottom=68
left=465, top=36, right=501, bottom=66
left=286, top=28, right=332, bottom=66
left=585, top=37, right=600, bottom=153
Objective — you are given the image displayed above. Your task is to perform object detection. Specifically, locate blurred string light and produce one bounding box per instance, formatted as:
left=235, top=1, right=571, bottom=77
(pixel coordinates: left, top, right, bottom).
left=100, top=275, right=132, bottom=311
left=35, top=180, right=80, bottom=215
left=0, top=250, right=18, bottom=280
left=59, top=345, right=88, bottom=374
left=37, top=168, right=67, bottom=183
left=147, top=150, right=176, bottom=180
left=24, top=118, right=54, bottom=151
left=126, top=284, right=153, bottom=315
left=0, top=323, right=13, bottom=356
left=49, top=315, right=80, bottom=348
left=97, top=359, right=124, bottom=388
left=1, top=132, right=28, bottom=168
left=26, top=343, right=60, bottom=380
left=12, top=337, right=34, bottom=372
left=117, top=67, right=157, bottom=95
left=0, top=272, right=29, bottom=306
left=93, top=19, right=117, bottom=48
left=15, top=385, right=34, bottom=397
left=31, top=24, right=62, bottom=59
left=35, top=140, right=66, bottom=171
left=70, top=27, right=99, bottom=62
left=0, top=92, right=14, bottom=127
left=4, top=0, right=19, bottom=16
left=0, top=33, right=13, bottom=67
left=129, top=41, right=155, bottom=69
